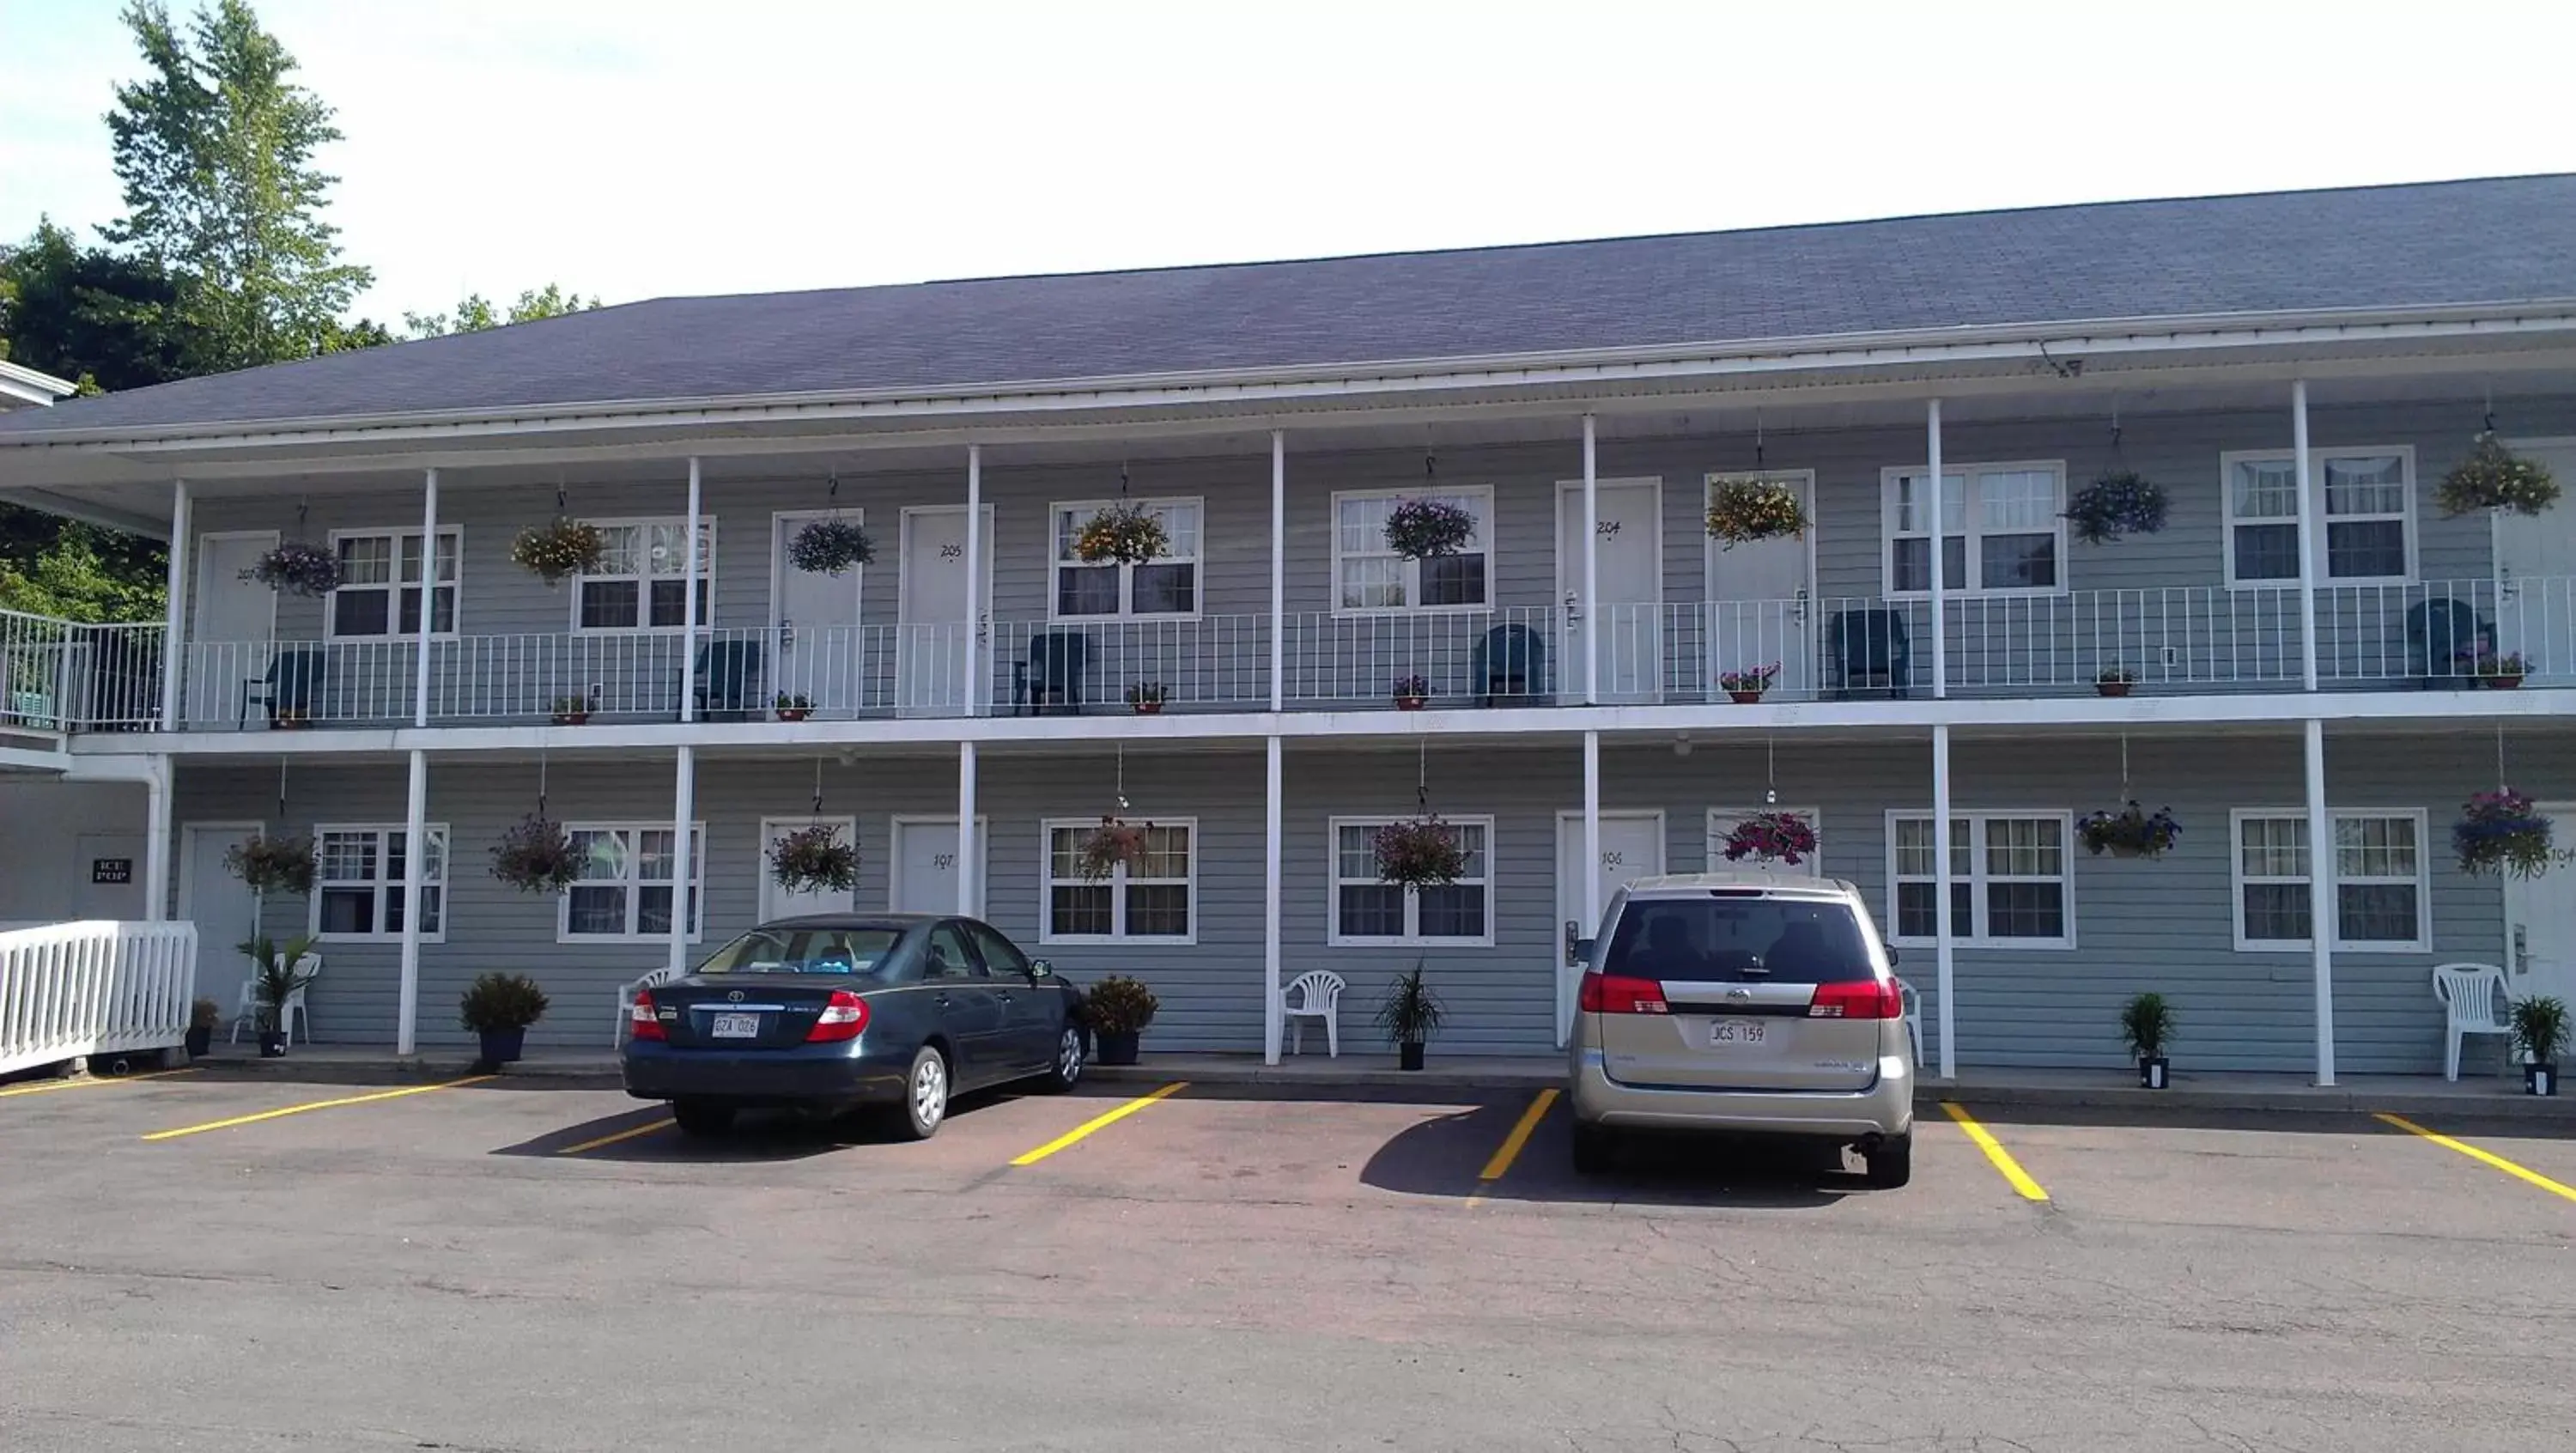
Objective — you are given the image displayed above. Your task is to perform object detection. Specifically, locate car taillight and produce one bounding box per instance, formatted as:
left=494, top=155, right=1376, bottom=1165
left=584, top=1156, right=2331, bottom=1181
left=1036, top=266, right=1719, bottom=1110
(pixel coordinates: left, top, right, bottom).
left=1808, top=979, right=1903, bottom=1019
left=629, top=990, right=666, bottom=1042
left=1577, top=971, right=1668, bottom=1015
left=805, top=989, right=870, bottom=1043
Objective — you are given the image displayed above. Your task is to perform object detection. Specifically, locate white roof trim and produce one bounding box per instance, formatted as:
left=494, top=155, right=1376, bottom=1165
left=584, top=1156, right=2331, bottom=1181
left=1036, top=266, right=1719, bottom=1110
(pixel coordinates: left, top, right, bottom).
left=0, top=360, right=77, bottom=409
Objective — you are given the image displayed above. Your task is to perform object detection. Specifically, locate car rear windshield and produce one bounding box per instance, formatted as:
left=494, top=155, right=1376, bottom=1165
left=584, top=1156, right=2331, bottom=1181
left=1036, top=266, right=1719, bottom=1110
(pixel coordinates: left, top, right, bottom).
left=695, top=927, right=903, bottom=976
left=1604, top=897, right=1878, bottom=984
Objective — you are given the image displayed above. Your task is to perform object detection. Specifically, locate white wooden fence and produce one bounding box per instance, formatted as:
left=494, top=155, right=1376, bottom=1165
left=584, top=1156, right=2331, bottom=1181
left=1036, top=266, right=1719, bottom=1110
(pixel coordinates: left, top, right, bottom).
left=0, top=921, right=197, bottom=1077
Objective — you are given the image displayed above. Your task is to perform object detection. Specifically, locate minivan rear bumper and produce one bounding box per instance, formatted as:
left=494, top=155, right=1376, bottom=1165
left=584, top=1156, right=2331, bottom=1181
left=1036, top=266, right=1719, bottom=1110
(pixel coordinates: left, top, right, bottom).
left=1569, top=1049, right=1913, bottom=1140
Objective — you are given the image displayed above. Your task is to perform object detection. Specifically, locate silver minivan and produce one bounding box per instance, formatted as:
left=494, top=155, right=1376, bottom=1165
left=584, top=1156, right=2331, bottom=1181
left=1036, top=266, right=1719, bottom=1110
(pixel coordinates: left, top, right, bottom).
left=1565, top=872, right=1914, bottom=1185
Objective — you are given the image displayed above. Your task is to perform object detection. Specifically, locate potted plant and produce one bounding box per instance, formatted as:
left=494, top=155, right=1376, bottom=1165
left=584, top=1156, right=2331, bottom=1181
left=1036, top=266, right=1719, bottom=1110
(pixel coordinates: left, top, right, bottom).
left=2477, top=651, right=2530, bottom=690
left=1127, top=682, right=1168, bottom=715
left=511, top=518, right=606, bottom=586
left=2454, top=787, right=2554, bottom=878
left=2077, top=802, right=2182, bottom=859
left=224, top=835, right=316, bottom=897
left=242, top=539, right=343, bottom=597
left=1372, top=815, right=1467, bottom=891
left=2121, top=992, right=2174, bottom=1089
left=2096, top=666, right=2139, bottom=698
left=185, top=998, right=220, bottom=1059
left=491, top=813, right=586, bottom=894
left=550, top=695, right=592, bottom=726
left=1376, top=960, right=1444, bottom=1071
left=272, top=704, right=312, bottom=730
left=1721, top=812, right=1819, bottom=867
left=2511, top=995, right=2568, bottom=1097
left=1073, top=502, right=1169, bottom=565
left=1078, top=817, right=1152, bottom=882
left=1719, top=663, right=1778, bottom=704
left=2436, top=431, right=2561, bottom=517
left=1704, top=477, right=1809, bottom=545
left=1383, top=498, right=1474, bottom=560
left=1083, top=975, right=1158, bottom=1065
left=241, top=933, right=320, bottom=1058
left=788, top=519, right=875, bottom=575
left=1392, top=673, right=1430, bottom=710
left=775, top=692, right=814, bottom=722
left=2062, top=471, right=2171, bottom=544
left=768, top=823, right=857, bottom=895
left=460, top=971, right=550, bottom=1068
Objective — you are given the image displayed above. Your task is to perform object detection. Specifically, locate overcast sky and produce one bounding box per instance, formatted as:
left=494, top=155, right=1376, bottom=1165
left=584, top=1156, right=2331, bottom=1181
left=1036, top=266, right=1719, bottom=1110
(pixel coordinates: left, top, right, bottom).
left=3, top=0, right=2572, bottom=326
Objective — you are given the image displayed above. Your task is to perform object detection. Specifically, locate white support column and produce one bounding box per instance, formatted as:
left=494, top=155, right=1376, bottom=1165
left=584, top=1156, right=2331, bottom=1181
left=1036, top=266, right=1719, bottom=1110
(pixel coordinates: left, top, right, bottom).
left=668, top=745, right=696, bottom=976
left=1269, top=431, right=1285, bottom=714
left=2292, top=380, right=2321, bottom=693
left=413, top=469, right=438, bottom=727
left=1582, top=414, right=1600, bottom=705
left=956, top=741, right=979, bottom=915
left=1926, top=399, right=1947, bottom=701
left=964, top=445, right=984, bottom=717
left=2302, top=718, right=2337, bottom=1085
left=1931, top=723, right=1957, bottom=1080
left=159, top=480, right=189, bottom=733
left=679, top=458, right=702, bottom=723
left=397, top=748, right=428, bottom=1055
left=143, top=757, right=172, bottom=922
left=1262, top=734, right=1284, bottom=1065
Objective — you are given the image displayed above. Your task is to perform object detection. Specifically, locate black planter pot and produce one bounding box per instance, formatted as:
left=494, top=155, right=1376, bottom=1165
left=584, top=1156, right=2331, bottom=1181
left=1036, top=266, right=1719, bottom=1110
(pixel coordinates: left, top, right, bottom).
left=1399, top=1041, right=1426, bottom=1072
left=1095, top=1030, right=1141, bottom=1067
left=258, top=1031, right=288, bottom=1059
left=478, top=1027, right=527, bottom=1066
left=2527, top=1061, right=2560, bottom=1097
left=184, top=1027, right=212, bottom=1059
left=2138, top=1055, right=2169, bottom=1090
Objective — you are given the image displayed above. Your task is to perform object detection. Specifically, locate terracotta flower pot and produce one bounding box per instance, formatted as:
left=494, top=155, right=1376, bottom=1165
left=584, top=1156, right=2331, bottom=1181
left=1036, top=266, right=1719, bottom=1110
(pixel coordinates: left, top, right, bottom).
left=551, top=712, right=589, bottom=726
left=2097, top=682, right=2134, bottom=698
left=1727, top=689, right=1765, bottom=705
left=1132, top=701, right=1163, bottom=715
left=1395, top=696, right=1429, bottom=710
left=2487, top=675, right=2524, bottom=690
left=776, top=708, right=811, bottom=722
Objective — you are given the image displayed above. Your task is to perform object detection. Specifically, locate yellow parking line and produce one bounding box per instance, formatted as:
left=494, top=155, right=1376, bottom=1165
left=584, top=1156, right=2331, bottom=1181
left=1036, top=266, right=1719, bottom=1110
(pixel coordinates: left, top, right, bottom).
left=1465, top=1088, right=1559, bottom=1207
left=0, top=1067, right=194, bottom=1099
left=1941, top=1101, right=2050, bottom=1202
left=141, top=1075, right=494, bottom=1141
left=1009, top=1081, right=1187, bottom=1166
left=2376, top=1113, right=2576, bottom=1206
left=556, top=1117, right=676, bottom=1156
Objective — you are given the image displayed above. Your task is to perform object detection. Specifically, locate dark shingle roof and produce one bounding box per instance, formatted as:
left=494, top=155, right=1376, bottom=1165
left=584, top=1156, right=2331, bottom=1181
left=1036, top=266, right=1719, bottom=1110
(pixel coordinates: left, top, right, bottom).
left=9, top=173, right=2574, bottom=440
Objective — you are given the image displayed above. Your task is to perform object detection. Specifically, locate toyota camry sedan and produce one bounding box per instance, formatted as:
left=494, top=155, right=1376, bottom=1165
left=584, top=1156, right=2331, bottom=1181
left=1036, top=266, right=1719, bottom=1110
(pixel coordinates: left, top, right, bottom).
left=621, top=914, right=1084, bottom=1139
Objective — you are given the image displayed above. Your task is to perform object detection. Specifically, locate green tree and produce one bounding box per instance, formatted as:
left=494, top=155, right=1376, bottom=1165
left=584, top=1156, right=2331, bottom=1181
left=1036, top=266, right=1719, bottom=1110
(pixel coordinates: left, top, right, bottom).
left=0, top=528, right=165, bottom=623
left=0, top=218, right=200, bottom=392
left=403, top=283, right=600, bottom=338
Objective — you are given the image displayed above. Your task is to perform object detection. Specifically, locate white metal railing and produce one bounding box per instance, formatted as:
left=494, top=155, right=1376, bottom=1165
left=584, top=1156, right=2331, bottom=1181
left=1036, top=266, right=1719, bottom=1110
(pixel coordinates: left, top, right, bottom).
left=2318, top=576, right=2576, bottom=685
left=988, top=616, right=1268, bottom=713
left=0, top=921, right=197, bottom=1076
left=2, top=611, right=163, bottom=732
left=1283, top=607, right=1563, bottom=706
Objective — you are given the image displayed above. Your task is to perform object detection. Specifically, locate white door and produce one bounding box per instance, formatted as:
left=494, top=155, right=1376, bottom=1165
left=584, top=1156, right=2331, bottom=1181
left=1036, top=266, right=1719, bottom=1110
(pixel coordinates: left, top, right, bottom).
left=1707, top=806, right=1826, bottom=878
left=2505, top=802, right=2576, bottom=1011
left=189, top=532, right=279, bottom=727
left=890, top=816, right=987, bottom=918
left=179, top=822, right=263, bottom=1020
left=72, top=833, right=147, bottom=920
left=1554, top=811, right=1665, bottom=1045
left=758, top=815, right=859, bottom=923
left=1556, top=480, right=1662, bottom=703
left=2496, top=442, right=2576, bottom=677
left=772, top=512, right=866, bottom=712
left=1704, top=472, right=1817, bottom=700
left=896, top=507, right=995, bottom=714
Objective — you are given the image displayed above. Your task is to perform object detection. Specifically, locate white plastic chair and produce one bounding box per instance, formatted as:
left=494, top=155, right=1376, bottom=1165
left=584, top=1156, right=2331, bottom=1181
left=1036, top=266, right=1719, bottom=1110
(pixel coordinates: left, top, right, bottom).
left=616, top=964, right=686, bottom=1046
left=1282, top=970, right=1345, bottom=1057
left=2433, top=963, right=2513, bottom=1081
left=230, top=952, right=319, bottom=1045
left=1898, top=978, right=1924, bottom=1070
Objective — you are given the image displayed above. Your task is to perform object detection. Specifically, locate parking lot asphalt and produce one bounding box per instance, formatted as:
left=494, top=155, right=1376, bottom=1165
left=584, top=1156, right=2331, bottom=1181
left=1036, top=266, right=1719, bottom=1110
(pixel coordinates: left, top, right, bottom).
left=3, top=1066, right=2573, bottom=1452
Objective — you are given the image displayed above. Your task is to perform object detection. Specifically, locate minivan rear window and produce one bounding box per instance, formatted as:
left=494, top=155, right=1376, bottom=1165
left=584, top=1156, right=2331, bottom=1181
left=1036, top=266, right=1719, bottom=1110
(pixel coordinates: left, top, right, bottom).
left=1603, top=898, right=1877, bottom=984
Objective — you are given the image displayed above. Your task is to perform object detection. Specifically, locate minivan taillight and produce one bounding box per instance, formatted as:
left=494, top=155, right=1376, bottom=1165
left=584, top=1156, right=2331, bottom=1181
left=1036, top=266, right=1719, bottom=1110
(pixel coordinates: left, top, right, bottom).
left=1577, top=971, right=1668, bottom=1015
left=1807, top=979, right=1903, bottom=1020
left=805, top=989, right=870, bottom=1043
left=629, top=990, right=667, bottom=1041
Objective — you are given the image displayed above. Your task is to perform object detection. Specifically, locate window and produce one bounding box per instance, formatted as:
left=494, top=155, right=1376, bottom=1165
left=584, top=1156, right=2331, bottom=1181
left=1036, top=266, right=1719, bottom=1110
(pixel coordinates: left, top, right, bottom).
left=1332, top=488, right=1493, bottom=613
left=1887, top=812, right=2074, bottom=947
left=2222, top=448, right=2415, bottom=586
left=966, top=921, right=1033, bottom=977
left=2231, top=810, right=2430, bottom=951
left=1050, top=499, right=1201, bottom=618
left=922, top=921, right=981, bottom=978
left=310, top=825, right=447, bottom=939
left=696, top=927, right=901, bottom=976
left=327, top=529, right=459, bottom=638
left=1330, top=816, right=1493, bottom=945
left=575, top=520, right=714, bottom=630
left=1882, top=462, right=2067, bottom=596
left=1041, top=819, right=1194, bottom=942
left=561, top=823, right=704, bottom=941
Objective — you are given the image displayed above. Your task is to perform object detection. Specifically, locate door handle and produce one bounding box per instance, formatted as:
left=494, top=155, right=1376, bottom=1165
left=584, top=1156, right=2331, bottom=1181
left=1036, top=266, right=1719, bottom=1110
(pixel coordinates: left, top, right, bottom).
left=1564, top=918, right=1583, bottom=966
left=934, top=992, right=953, bottom=1008
left=2514, top=925, right=2530, bottom=975
left=994, top=991, right=1014, bottom=1004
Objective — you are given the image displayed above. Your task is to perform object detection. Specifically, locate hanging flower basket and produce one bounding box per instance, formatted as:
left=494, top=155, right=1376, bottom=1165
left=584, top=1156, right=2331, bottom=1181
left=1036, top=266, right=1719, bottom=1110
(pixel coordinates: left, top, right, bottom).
left=1074, top=504, right=1169, bottom=565
left=1722, top=812, right=1819, bottom=866
left=768, top=824, right=857, bottom=895
left=1383, top=498, right=1474, bottom=560
left=2077, top=802, right=2182, bottom=859
left=2455, top=787, right=2554, bottom=878
left=1372, top=815, right=1468, bottom=890
left=223, top=835, right=316, bottom=895
left=2063, top=471, right=2171, bottom=545
left=1719, top=662, right=1778, bottom=703
left=511, top=519, right=605, bottom=586
left=242, top=539, right=343, bottom=598
left=490, top=814, right=584, bottom=894
left=788, top=520, right=875, bottom=575
left=1078, top=817, right=1153, bottom=882
left=2437, top=432, right=2561, bottom=517
left=1704, top=478, right=1808, bottom=546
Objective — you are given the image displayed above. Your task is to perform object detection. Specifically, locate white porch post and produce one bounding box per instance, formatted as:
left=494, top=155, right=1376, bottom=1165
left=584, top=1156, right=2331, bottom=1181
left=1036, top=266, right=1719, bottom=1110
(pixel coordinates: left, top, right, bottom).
left=2292, top=380, right=2320, bottom=692
left=679, top=458, right=702, bottom=723
left=142, top=757, right=172, bottom=922
left=2302, top=718, right=2337, bottom=1085
left=1262, top=734, right=1283, bottom=1065
left=1269, top=431, right=1285, bottom=714
left=397, top=747, right=428, bottom=1055
left=1582, top=414, right=1600, bottom=704
left=1931, top=723, right=1957, bottom=1079
left=956, top=742, right=979, bottom=915
left=414, top=469, right=438, bottom=727
left=1577, top=729, right=1601, bottom=1048
left=668, top=745, right=696, bottom=976
left=159, top=479, right=190, bottom=733
left=1926, top=399, right=1947, bottom=700
left=964, top=446, right=984, bottom=717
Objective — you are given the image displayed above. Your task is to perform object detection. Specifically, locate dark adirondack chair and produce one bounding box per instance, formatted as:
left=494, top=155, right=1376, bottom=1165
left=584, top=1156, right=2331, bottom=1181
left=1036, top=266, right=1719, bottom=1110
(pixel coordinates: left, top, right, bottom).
left=1013, top=631, right=1090, bottom=714
left=693, top=640, right=765, bottom=720
left=2405, top=599, right=2491, bottom=690
left=1474, top=623, right=1546, bottom=706
left=1829, top=610, right=1911, bottom=700
left=243, top=647, right=327, bottom=726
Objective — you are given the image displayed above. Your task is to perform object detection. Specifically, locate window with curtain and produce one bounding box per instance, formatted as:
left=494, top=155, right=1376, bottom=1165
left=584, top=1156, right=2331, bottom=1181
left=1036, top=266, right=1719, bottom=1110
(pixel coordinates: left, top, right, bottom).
left=1888, top=813, right=2072, bottom=946
left=2223, top=449, right=2414, bottom=586
left=2232, top=811, right=2428, bottom=950
left=576, top=520, right=714, bottom=630
left=1882, top=464, right=2065, bottom=596
left=1332, top=489, right=1493, bottom=612
left=1050, top=500, right=1202, bottom=619
left=1329, top=817, right=1492, bottom=944
left=329, top=529, right=459, bottom=638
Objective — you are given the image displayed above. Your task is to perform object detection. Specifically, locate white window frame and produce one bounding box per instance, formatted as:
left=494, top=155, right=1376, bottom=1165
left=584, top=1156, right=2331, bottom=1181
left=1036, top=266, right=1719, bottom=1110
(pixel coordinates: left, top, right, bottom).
left=1047, top=498, right=1204, bottom=623
left=324, top=527, right=462, bottom=641
left=1880, top=460, right=2069, bottom=599
left=1330, top=486, right=1496, bottom=617
left=1327, top=814, right=1497, bottom=947
left=571, top=517, right=717, bottom=634
left=2229, top=807, right=2432, bottom=953
left=1037, top=817, right=1199, bottom=945
left=556, top=821, right=706, bottom=944
left=2220, top=446, right=2417, bottom=587
left=1884, top=811, right=2078, bottom=950
left=307, top=824, right=448, bottom=943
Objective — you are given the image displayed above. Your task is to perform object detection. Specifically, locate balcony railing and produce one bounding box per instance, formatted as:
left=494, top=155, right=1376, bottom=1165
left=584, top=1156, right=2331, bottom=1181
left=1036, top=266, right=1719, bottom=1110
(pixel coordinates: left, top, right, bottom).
left=1, top=612, right=161, bottom=733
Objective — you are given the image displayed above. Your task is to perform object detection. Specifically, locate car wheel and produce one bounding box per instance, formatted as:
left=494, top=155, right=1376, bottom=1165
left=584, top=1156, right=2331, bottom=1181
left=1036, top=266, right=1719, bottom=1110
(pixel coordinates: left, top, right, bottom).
left=1037, top=1024, right=1084, bottom=1093
left=1862, top=1131, right=1912, bottom=1189
left=1571, top=1122, right=1619, bottom=1175
left=894, top=1044, right=949, bottom=1141
left=671, top=1100, right=734, bottom=1137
